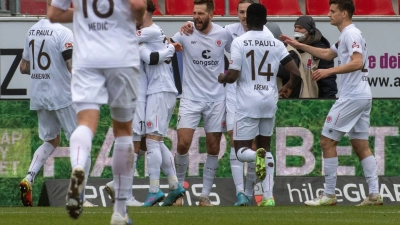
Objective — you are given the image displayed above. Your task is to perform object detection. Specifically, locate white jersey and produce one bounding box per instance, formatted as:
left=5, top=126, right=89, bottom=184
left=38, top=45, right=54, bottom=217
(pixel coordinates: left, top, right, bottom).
left=224, top=23, right=274, bottom=94
left=52, top=0, right=139, bottom=68
left=137, top=62, right=148, bottom=102
left=172, top=22, right=232, bottom=102
left=22, top=19, right=73, bottom=111
left=331, top=24, right=371, bottom=99
left=138, top=23, right=177, bottom=95
left=229, top=30, right=289, bottom=118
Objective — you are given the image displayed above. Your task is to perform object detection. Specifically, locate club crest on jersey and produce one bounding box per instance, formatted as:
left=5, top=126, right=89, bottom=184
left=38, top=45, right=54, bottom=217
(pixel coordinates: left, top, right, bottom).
left=326, top=116, right=332, bottom=123
left=136, top=30, right=142, bottom=36
left=352, top=41, right=360, bottom=48
left=229, top=60, right=233, bottom=64
left=64, top=42, right=73, bottom=49
left=306, top=58, right=312, bottom=68
left=146, top=121, right=152, bottom=128
left=216, top=39, right=222, bottom=47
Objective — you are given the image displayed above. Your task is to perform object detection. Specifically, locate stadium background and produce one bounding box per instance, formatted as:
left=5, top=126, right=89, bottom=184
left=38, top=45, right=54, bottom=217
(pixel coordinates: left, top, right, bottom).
left=0, top=0, right=400, bottom=206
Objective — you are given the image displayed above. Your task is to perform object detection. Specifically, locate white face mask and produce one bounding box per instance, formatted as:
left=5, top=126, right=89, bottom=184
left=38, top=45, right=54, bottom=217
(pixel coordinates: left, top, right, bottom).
left=294, top=32, right=308, bottom=42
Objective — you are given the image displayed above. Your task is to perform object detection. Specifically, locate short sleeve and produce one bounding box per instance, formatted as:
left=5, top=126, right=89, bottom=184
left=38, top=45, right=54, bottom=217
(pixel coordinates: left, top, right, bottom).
left=58, top=28, right=73, bottom=54
left=51, top=0, right=72, bottom=11
left=228, top=39, right=242, bottom=71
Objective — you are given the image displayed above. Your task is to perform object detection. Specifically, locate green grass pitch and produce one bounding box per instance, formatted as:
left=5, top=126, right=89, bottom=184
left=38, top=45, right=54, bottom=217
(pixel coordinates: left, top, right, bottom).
left=1, top=206, right=399, bottom=225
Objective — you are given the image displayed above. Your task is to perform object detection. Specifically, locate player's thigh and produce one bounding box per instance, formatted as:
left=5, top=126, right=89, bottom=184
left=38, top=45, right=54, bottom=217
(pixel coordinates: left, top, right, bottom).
left=259, top=116, right=276, bottom=137
left=226, top=91, right=236, bottom=132
left=146, top=92, right=176, bottom=137
left=104, top=67, right=140, bottom=110
left=348, top=99, right=371, bottom=140
left=72, top=68, right=108, bottom=105
left=37, top=110, right=61, bottom=141
left=55, top=104, right=78, bottom=141
left=132, top=101, right=146, bottom=141
left=233, top=113, right=259, bottom=141
left=203, top=100, right=226, bottom=133
left=177, top=98, right=203, bottom=129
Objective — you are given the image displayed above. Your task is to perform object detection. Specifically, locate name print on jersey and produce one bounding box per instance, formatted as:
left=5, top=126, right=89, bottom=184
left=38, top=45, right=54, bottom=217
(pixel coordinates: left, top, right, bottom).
left=83, top=0, right=113, bottom=31
left=28, top=30, right=54, bottom=36
left=243, top=40, right=276, bottom=47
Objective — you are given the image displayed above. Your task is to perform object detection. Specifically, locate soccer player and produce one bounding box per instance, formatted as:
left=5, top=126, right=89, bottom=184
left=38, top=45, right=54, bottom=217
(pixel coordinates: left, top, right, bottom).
left=218, top=3, right=301, bottom=207
left=280, top=0, right=382, bottom=206
left=18, top=0, right=79, bottom=207
left=135, top=0, right=185, bottom=207
left=48, top=0, right=146, bottom=224
left=171, top=0, right=233, bottom=206
left=179, top=0, right=277, bottom=206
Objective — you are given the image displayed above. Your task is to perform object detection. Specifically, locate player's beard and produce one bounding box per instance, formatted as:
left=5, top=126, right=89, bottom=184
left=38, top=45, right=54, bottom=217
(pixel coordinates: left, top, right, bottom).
left=194, top=17, right=210, bottom=32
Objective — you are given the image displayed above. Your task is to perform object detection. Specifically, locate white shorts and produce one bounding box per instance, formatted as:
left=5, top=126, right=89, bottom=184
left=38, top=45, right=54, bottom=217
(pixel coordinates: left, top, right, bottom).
left=233, top=112, right=275, bottom=140
left=226, top=91, right=236, bottom=131
left=72, top=67, right=140, bottom=109
left=132, top=101, right=146, bottom=141
left=177, top=98, right=226, bottom=132
left=37, top=104, right=77, bottom=141
left=146, top=92, right=176, bottom=137
left=322, top=98, right=371, bottom=141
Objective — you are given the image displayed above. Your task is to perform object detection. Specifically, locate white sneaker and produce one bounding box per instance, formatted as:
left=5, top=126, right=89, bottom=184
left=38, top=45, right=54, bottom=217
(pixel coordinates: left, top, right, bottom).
left=110, top=212, right=132, bottom=225
left=356, top=194, right=383, bottom=206
left=126, top=197, right=143, bottom=206
left=83, top=199, right=98, bottom=207
left=304, top=193, right=337, bottom=206
left=105, top=181, right=116, bottom=203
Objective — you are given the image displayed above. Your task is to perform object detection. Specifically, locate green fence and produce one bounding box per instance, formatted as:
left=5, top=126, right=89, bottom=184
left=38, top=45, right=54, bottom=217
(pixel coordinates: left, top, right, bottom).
left=0, top=99, right=399, bottom=206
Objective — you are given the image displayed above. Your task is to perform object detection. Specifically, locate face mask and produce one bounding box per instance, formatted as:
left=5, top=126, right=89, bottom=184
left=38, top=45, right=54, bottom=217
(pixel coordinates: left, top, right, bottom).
left=294, top=31, right=307, bottom=42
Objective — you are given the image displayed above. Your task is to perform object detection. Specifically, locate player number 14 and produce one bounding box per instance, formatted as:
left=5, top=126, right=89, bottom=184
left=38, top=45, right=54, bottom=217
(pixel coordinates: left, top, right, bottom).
left=246, top=50, right=274, bottom=81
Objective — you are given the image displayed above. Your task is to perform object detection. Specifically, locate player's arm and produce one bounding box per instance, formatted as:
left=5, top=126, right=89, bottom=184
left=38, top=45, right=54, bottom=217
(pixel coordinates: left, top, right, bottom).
left=47, top=0, right=73, bottom=23
left=218, top=69, right=239, bottom=84
left=19, top=59, right=30, bottom=75
left=280, top=34, right=337, bottom=61
left=130, top=0, right=146, bottom=28
left=62, top=48, right=73, bottom=73
left=139, top=42, right=176, bottom=65
left=279, top=55, right=301, bottom=98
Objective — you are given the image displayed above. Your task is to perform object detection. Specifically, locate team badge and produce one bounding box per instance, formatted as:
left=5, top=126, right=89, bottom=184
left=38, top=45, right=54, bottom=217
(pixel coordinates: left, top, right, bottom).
left=229, top=60, right=233, bottom=64
left=216, top=39, right=222, bottom=47
left=326, top=116, right=332, bottom=123
left=221, top=121, right=226, bottom=128
left=136, top=30, right=142, bottom=36
left=306, top=58, right=312, bottom=68
left=146, top=121, right=152, bottom=128
left=64, top=42, right=73, bottom=49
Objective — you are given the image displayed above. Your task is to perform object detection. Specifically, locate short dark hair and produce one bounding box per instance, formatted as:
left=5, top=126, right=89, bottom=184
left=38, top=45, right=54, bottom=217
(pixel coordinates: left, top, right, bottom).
left=329, top=0, right=355, bottom=18
left=146, top=0, right=156, bottom=14
left=237, top=0, right=255, bottom=11
left=194, top=0, right=215, bottom=13
left=246, top=3, right=267, bottom=30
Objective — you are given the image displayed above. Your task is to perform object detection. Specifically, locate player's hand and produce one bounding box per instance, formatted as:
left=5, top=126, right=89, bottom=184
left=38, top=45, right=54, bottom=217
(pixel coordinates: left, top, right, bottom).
left=280, top=34, right=301, bottom=49
left=218, top=73, right=226, bottom=84
left=180, top=22, right=194, bottom=36
left=279, top=84, right=292, bottom=98
left=172, top=42, right=183, bottom=52
left=312, top=68, right=331, bottom=81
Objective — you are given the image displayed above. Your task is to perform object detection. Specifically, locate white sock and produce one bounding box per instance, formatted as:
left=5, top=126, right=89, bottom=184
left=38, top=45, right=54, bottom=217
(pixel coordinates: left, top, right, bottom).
left=201, top=154, right=218, bottom=197
left=263, top=152, right=274, bottom=199
left=82, top=155, right=91, bottom=200
left=26, top=142, right=55, bottom=183
left=112, top=136, right=134, bottom=216
left=70, top=125, right=93, bottom=169
left=236, top=147, right=256, bottom=162
left=244, top=162, right=256, bottom=197
left=361, top=155, right=379, bottom=195
left=146, top=139, right=162, bottom=193
left=160, top=141, right=179, bottom=190
left=175, top=153, right=189, bottom=186
left=129, top=153, right=138, bottom=199
left=230, top=147, right=244, bottom=194
left=323, top=157, right=338, bottom=195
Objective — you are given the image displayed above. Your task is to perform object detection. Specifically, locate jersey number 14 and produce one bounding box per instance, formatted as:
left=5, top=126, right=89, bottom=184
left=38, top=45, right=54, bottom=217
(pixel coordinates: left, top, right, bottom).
left=246, top=50, right=274, bottom=81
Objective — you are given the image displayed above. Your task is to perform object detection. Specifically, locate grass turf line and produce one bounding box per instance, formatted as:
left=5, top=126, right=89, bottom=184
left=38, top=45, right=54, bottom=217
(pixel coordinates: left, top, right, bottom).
left=1, top=206, right=399, bottom=225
